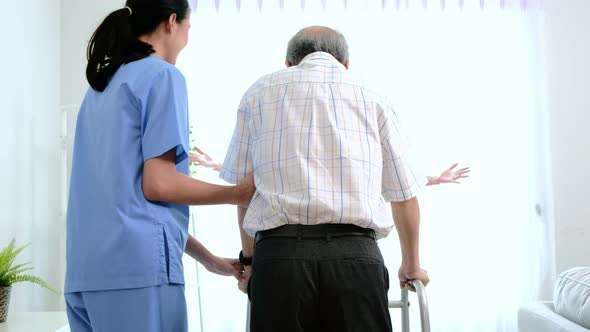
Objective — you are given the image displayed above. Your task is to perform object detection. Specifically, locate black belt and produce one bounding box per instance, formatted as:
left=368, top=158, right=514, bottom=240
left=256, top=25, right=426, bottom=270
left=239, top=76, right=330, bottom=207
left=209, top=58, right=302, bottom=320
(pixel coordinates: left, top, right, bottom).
left=255, top=224, right=376, bottom=244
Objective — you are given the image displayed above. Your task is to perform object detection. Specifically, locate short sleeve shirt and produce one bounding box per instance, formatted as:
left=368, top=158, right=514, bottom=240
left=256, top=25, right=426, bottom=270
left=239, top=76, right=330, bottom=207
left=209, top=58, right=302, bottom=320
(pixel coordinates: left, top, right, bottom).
left=220, top=52, right=422, bottom=238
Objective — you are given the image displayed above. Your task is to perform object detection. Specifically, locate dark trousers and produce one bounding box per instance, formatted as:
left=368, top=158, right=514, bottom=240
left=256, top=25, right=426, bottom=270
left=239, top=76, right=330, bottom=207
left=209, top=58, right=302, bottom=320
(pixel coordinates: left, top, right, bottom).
left=248, top=224, right=393, bottom=332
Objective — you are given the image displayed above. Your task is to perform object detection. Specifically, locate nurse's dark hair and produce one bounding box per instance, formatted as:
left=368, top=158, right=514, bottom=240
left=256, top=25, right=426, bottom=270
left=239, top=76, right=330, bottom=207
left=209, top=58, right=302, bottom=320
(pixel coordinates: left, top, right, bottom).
left=86, top=0, right=190, bottom=92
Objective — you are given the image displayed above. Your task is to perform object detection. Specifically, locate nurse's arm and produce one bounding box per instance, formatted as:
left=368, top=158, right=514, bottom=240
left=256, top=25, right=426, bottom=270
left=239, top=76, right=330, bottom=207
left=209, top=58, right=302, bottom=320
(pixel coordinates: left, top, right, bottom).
left=184, top=235, right=242, bottom=279
left=143, top=148, right=254, bottom=206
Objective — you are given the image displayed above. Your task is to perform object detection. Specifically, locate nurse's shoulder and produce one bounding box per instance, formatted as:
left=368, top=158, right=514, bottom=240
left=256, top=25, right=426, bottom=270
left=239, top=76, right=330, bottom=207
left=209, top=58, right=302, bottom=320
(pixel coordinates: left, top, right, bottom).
left=114, top=56, right=186, bottom=109
left=122, top=55, right=186, bottom=90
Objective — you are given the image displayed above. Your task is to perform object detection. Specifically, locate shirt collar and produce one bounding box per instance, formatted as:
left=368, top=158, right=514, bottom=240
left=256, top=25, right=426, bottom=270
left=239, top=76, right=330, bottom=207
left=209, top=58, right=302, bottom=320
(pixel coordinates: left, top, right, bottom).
left=298, top=51, right=345, bottom=68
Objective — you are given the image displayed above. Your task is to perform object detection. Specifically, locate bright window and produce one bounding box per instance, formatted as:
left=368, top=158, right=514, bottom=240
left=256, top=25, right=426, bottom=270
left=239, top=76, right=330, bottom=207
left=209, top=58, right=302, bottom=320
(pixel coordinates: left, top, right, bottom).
left=178, top=2, right=548, bottom=331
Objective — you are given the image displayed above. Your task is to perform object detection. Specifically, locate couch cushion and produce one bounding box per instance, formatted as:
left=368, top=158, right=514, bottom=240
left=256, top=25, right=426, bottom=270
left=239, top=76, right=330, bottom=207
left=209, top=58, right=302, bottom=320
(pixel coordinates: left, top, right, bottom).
left=519, top=302, right=590, bottom=332
left=554, top=267, right=590, bottom=329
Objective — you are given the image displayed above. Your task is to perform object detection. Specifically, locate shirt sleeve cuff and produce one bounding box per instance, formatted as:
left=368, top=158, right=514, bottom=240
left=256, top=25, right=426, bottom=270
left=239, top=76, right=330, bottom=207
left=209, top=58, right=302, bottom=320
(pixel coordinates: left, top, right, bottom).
left=382, top=182, right=421, bottom=202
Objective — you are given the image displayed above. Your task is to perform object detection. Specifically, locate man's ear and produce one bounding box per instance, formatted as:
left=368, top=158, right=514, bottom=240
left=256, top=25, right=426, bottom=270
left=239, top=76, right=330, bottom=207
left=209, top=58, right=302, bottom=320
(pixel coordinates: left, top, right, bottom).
left=285, top=59, right=293, bottom=67
left=343, top=59, right=350, bottom=70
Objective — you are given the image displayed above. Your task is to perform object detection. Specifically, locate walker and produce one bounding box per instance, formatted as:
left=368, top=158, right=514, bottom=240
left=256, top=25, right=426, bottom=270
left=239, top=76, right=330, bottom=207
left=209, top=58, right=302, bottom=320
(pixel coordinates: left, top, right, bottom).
left=389, top=279, right=431, bottom=332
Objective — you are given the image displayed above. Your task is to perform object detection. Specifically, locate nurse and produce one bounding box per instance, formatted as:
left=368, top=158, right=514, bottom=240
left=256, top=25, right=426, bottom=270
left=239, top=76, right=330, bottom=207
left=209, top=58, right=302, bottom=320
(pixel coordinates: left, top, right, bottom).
left=64, top=1, right=253, bottom=331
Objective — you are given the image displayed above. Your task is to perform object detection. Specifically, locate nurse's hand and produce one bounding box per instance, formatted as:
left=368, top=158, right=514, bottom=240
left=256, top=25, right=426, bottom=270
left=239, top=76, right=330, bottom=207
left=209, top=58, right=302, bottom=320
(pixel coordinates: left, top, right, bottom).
left=203, top=256, right=244, bottom=279
left=235, top=174, right=255, bottom=208
left=238, top=265, right=252, bottom=294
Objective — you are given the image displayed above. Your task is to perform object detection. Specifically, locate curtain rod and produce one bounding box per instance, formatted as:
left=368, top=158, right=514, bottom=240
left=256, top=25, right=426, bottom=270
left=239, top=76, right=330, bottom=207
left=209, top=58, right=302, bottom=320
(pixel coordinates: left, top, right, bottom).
left=189, top=0, right=542, bottom=12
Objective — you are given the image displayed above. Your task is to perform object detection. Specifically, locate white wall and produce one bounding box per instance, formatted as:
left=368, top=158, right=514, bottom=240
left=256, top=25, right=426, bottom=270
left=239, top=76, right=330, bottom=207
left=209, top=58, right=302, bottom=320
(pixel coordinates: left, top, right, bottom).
left=543, top=0, right=590, bottom=275
left=0, top=0, right=63, bottom=311
left=61, top=0, right=123, bottom=106
left=0, top=0, right=123, bottom=312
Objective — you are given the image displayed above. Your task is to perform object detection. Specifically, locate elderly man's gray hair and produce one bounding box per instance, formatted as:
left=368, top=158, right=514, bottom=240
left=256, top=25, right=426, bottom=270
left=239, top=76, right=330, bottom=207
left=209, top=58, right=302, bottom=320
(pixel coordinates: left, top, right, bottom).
left=286, top=26, right=349, bottom=66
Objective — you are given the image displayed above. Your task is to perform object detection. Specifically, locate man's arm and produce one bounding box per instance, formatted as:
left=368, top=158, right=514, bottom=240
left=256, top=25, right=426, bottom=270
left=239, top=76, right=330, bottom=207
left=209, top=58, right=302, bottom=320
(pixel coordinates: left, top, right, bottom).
left=143, top=148, right=254, bottom=206
left=238, top=206, right=255, bottom=257
left=391, top=197, right=429, bottom=289
left=237, top=206, right=255, bottom=293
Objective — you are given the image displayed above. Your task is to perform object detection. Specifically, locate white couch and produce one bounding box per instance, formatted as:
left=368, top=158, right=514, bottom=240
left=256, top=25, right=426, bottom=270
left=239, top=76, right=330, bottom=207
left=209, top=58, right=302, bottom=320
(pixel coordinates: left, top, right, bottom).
left=518, top=267, right=590, bottom=332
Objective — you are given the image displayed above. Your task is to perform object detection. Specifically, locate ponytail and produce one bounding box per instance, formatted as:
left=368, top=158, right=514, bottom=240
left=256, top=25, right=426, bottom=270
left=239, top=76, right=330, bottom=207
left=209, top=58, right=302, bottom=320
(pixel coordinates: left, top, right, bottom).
left=86, top=0, right=190, bottom=92
left=86, top=8, right=154, bottom=92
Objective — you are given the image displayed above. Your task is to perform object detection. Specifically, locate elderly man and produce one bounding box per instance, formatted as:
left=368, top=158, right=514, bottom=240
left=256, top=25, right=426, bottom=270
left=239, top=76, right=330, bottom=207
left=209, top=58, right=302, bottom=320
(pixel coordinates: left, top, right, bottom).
left=221, top=26, right=429, bottom=332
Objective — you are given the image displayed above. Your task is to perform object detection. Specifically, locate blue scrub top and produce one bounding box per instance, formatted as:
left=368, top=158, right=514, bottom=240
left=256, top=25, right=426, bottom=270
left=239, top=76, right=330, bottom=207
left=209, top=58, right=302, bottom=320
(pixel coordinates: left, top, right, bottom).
left=65, top=56, right=190, bottom=293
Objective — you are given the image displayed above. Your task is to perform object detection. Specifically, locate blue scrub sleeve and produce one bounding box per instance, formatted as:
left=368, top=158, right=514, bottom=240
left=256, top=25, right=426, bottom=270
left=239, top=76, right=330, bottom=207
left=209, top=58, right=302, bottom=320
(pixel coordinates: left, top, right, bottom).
left=142, top=67, right=190, bottom=164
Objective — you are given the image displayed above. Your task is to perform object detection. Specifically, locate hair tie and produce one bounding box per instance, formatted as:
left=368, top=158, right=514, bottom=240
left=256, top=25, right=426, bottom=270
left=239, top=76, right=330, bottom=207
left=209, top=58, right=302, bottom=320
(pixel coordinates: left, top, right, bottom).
left=124, top=6, right=132, bottom=16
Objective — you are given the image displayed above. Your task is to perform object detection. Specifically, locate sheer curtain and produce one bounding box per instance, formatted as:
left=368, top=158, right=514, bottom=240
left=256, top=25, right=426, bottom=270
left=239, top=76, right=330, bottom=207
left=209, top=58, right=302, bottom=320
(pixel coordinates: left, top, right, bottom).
left=177, top=1, right=550, bottom=331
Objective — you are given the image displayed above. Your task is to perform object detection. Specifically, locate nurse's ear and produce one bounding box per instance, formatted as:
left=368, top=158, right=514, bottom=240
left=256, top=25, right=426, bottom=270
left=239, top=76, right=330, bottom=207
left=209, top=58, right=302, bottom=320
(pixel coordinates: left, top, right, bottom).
left=165, top=13, right=178, bottom=33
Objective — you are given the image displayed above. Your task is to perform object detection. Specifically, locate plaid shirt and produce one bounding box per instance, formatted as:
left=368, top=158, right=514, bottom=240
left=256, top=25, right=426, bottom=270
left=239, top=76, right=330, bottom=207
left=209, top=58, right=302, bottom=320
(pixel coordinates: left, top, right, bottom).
left=220, top=52, right=421, bottom=238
